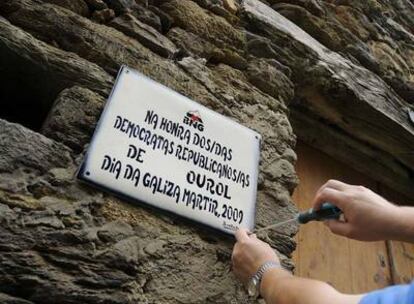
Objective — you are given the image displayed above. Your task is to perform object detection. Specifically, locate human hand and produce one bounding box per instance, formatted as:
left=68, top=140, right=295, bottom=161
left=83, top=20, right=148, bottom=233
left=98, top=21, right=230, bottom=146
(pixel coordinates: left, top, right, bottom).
left=313, top=180, right=401, bottom=241
left=231, top=228, right=280, bottom=284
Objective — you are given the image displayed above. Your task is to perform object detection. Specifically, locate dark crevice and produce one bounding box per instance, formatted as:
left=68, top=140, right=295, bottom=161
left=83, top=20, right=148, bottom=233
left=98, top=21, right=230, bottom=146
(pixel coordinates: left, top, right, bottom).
left=0, top=292, right=35, bottom=304
left=0, top=71, right=53, bottom=131
left=0, top=36, right=60, bottom=131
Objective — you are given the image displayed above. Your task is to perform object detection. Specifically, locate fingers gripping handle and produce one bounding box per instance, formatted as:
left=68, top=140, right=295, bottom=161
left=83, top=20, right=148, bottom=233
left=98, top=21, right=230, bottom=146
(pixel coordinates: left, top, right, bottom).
left=298, top=203, right=342, bottom=224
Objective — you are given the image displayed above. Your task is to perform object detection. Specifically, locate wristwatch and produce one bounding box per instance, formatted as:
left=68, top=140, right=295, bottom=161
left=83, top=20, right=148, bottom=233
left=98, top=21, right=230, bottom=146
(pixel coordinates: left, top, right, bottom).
left=247, top=261, right=281, bottom=298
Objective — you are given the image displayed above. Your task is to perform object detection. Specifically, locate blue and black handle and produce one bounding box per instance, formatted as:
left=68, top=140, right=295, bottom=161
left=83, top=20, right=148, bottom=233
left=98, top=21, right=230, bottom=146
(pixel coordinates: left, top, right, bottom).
left=298, top=203, right=342, bottom=224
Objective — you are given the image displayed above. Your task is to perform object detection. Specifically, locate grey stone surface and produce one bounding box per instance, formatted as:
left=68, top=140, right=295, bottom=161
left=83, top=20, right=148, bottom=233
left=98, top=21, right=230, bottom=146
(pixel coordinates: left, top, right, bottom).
left=0, top=15, right=113, bottom=98
left=39, top=0, right=89, bottom=16
left=85, top=0, right=107, bottom=10
left=0, top=120, right=73, bottom=174
left=110, top=13, right=178, bottom=58
left=242, top=0, right=414, bottom=196
left=41, top=86, right=105, bottom=152
left=0, top=1, right=298, bottom=302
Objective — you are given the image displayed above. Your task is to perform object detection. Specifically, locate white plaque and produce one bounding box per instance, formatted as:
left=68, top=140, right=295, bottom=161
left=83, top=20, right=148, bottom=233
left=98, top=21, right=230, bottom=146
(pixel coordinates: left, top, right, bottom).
left=78, top=66, right=261, bottom=234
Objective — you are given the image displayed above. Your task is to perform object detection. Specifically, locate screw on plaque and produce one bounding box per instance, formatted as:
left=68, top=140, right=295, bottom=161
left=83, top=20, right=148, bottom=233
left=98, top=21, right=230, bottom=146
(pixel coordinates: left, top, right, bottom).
left=408, top=108, right=414, bottom=126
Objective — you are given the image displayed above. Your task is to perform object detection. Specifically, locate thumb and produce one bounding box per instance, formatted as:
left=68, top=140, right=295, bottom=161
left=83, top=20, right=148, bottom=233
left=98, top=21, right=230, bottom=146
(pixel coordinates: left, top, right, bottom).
left=235, top=228, right=250, bottom=243
left=325, top=219, right=352, bottom=237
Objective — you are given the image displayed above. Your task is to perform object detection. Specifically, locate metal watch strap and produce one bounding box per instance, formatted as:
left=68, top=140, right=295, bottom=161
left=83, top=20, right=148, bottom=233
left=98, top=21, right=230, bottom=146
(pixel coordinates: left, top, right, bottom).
left=254, top=261, right=280, bottom=280
left=251, top=261, right=281, bottom=296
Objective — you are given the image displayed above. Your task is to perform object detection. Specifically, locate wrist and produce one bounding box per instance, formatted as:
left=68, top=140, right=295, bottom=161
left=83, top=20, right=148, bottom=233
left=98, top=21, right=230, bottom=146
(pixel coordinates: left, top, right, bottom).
left=247, top=260, right=280, bottom=298
left=260, top=266, right=292, bottom=300
left=390, top=207, right=414, bottom=242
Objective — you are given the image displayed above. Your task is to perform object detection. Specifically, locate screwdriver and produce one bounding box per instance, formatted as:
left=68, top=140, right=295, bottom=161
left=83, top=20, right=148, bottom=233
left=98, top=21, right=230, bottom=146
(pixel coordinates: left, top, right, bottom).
left=252, top=203, right=342, bottom=234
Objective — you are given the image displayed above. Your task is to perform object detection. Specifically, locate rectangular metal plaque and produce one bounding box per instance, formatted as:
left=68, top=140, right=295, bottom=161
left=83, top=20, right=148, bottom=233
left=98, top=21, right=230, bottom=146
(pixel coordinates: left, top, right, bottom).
left=78, top=66, right=261, bottom=234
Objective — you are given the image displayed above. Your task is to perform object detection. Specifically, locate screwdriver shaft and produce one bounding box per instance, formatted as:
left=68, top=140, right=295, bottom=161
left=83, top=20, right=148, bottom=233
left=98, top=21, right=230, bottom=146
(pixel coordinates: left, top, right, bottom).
left=252, top=217, right=298, bottom=234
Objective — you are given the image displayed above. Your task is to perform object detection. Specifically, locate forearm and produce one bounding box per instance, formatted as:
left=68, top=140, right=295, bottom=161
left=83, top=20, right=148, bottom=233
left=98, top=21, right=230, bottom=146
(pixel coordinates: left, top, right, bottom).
left=388, top=207, right=414, bottom=242
left=260, top=268, right=363, bottom=304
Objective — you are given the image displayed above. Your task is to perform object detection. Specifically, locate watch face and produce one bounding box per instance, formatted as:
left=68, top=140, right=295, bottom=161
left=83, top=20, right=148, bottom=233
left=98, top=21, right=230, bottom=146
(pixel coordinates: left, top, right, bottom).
left=247, top=277, right=258, bottom=297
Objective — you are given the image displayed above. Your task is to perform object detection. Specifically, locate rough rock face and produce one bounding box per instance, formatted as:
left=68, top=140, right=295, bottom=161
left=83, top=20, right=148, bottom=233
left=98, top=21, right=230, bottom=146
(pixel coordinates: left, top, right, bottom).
left=0, top=0, right=413, bottom=303
left=243, top=0, right=414, bottom=197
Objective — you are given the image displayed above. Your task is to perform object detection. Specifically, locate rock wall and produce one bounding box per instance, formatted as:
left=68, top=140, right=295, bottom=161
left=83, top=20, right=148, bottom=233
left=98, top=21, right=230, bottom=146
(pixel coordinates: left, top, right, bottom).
left=0, top=0, right=413, bottom=303
left=0, top=0, right=298, bottom=303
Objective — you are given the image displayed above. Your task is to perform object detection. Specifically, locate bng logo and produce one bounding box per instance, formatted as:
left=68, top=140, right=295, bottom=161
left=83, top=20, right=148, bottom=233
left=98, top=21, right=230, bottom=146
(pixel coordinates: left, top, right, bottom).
left=183, top=110, right=204, bottom=132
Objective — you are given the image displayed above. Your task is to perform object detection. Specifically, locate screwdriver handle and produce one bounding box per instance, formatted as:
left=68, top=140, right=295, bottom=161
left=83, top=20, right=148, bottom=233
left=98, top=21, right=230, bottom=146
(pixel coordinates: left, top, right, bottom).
left=298, top=202, right=342, bottom=224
